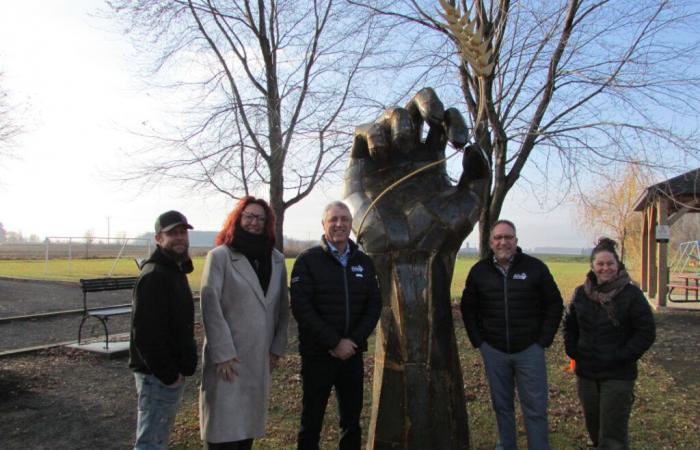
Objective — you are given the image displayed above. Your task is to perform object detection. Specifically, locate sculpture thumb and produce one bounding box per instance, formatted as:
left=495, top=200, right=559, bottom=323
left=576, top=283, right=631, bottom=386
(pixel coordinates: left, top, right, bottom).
left=458, top=143, right=490, bottom=194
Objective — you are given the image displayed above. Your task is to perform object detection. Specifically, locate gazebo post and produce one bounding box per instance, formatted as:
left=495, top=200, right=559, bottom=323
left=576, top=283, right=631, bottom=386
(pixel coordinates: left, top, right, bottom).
left=647, top=205, right=658, bottom=300
left=657, top=198, right=669, bottom=307
left=640, top=210, right=649, bottom=291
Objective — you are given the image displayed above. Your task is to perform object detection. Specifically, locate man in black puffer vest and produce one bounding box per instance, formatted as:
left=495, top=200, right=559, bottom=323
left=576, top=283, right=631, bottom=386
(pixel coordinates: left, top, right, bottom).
left=291, top=201, right=381, bottom=450
left=461, top=219, right=563, bottom=450
left=129, top=210, right=197, bottom=450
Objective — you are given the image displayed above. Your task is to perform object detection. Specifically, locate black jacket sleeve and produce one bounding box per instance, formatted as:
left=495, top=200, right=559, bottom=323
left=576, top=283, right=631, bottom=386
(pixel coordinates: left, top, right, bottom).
left=460, top=266, right=483, bottom=348
left=131, top=272, right=180, bottom=385
left=290, top=254, right=343, bottom=350
left=616, top=289, right=656, bottom=363
left=348, top=258, right=382, bottom=346
left=537, top=264, right=564, bottom=348
left=562, top=290, right=580, bottom=359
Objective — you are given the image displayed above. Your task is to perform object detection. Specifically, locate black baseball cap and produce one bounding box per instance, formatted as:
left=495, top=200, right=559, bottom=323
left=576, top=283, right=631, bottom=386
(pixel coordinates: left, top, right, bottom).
left=155, top=210, right=194, bottom=233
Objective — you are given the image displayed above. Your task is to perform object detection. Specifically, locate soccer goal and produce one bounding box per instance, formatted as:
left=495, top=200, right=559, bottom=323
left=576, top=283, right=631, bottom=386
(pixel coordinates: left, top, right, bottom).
left=43, top=236, right=152, bottom=277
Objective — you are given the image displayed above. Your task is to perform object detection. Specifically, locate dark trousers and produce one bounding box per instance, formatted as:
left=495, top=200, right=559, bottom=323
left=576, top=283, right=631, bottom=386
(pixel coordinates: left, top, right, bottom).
left=204, top=439, right=253, bottom=450
left=577, top=377, right=635, bottom=450
left=297, top=353, right=364, bottom=450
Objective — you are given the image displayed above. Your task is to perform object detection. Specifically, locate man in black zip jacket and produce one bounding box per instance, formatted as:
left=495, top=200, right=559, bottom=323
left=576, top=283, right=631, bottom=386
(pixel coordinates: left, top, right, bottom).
left=129, top=210, right=197, bottom=450
left=290, top=201, right=381, bottom=450
left=461, top=220, right=563, bottom=450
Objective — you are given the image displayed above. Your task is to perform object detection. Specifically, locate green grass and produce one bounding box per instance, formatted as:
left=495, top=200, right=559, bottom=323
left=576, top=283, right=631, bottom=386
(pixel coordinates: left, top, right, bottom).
left=0, top=255, right=585, bottom=300
left=3, top=254, right=697, bottom=448
left=0, top=257, right=296, bottom=293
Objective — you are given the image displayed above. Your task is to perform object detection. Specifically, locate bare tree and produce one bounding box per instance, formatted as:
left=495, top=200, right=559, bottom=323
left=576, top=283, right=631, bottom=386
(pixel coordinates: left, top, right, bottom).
left=107, top=0, right=387, bottom=248
left=349, top=0, right=700, bottom=256
left=84, top=229, right=96, bottom=258
left=0, top=72, right=23, bottom=161
left=575, top=164, right=652, bottom=267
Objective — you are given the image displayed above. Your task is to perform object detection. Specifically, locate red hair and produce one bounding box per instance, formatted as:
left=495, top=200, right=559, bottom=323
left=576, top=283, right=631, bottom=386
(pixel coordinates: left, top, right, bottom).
left=215, top=196, right=276, bottom=247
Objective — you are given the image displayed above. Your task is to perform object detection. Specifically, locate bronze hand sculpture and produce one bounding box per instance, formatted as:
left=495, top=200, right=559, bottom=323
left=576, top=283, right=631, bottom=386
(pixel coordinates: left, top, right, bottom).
left=344, top=88, right=488, bottom=450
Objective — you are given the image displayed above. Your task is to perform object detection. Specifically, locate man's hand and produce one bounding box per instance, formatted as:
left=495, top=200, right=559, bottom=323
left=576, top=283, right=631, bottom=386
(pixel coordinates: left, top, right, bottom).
left=166, top=373, right=184, bottom=388
left=344, top=88, right=488, bottom=254
left=329, top=338, right=357, bottom=360
left=215, top=357, right=241, bottom=382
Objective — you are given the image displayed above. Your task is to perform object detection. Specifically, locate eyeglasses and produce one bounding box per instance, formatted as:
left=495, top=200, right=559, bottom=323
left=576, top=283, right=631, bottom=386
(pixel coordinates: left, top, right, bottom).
left=492, top=234, right=515, bottom=241
left=241, top=212, right=266, bottom=223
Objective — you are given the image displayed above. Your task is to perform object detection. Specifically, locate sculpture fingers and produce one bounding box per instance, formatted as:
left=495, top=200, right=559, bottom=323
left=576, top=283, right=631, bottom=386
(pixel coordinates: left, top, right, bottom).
left=405, top=87, right=453, bottom=155
left=405, top=87, right=445, bottom=127
left=351, top=123, right=390, bottom=161
left=377, top=108, right=414, bottom=154
left=443, top=108, right=469, bottom=148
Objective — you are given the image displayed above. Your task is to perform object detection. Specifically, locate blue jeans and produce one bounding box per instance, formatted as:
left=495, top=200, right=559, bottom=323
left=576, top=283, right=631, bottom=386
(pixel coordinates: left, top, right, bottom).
left=480, top=342, right=551, bottom=450
left=133, top=372, right=185, bottom=450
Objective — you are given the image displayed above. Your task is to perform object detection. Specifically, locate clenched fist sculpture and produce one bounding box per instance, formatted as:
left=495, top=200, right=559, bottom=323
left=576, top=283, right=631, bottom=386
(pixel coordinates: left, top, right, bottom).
left=344, top=88, right=488, bottom=450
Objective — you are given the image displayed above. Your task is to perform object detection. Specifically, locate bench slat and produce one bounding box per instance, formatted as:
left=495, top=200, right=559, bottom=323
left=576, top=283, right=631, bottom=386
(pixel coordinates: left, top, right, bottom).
left=87, top=306, right=132, bottom=316
left=80, top=277, right=138, bottom=293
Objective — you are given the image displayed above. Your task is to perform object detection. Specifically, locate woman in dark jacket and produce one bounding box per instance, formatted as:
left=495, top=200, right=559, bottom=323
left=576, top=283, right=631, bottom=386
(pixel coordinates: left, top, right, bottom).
left=564, top=238, right=655, bottom=450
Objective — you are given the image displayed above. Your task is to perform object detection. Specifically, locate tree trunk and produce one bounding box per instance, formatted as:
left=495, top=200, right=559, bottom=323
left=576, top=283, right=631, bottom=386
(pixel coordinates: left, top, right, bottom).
left=269, top=159, right=285, bottom=252
left=366, top=250, right=469, bottom=450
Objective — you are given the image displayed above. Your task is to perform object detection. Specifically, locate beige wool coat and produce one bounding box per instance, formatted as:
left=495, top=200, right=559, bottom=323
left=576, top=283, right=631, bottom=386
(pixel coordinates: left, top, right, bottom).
left=199, top=245, right=289, bottom=443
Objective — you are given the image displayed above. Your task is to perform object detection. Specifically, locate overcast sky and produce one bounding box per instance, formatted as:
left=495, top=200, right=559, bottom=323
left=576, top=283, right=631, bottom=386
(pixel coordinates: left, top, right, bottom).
left=0, top=1, right=598, bottom=250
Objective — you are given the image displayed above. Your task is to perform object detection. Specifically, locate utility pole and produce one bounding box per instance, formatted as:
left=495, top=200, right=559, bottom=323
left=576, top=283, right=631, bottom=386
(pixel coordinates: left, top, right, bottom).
left=107, top=216, right=111, bottom=245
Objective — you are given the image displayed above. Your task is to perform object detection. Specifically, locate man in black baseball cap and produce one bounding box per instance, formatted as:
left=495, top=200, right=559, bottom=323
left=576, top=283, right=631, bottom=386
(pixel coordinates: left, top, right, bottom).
left=154, top=210, right=194, bottom=234
left=130, top=210, right=197, bottom=449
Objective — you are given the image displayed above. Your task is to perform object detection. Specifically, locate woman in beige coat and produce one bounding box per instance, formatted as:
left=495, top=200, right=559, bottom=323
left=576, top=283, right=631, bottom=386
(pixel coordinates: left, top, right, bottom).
left=199, top=197, right=289, bottom=450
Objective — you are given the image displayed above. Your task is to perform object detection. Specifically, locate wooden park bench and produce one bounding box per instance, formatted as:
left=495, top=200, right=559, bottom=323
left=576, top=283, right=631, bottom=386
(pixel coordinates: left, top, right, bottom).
left=667, top=273, right=700, bottom=303
left=77, top=277, right=137, bottom=349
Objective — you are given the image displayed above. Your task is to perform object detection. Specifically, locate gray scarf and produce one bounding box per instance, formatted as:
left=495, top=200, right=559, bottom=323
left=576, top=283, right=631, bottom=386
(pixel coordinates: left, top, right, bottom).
left=582, top=268, right=631, bottom=327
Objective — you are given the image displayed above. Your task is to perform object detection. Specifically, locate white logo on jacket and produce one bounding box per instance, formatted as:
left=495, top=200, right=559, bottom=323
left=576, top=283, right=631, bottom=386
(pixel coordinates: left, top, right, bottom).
left=512, top=272, right=527, bottom=280
left=351, top=265, right=364, bottom=278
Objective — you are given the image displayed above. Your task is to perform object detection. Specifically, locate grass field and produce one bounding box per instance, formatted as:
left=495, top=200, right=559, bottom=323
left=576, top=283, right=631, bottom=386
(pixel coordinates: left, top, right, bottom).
left=0, top=254, right=587, bottom=300
left=2, top=255, right=698, bottom=448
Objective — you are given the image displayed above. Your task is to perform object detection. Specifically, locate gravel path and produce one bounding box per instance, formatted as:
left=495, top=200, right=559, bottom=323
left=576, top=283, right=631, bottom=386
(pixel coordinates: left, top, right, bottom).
left=0, top=278, right=134, bottom=353
left=0, top=278, right=132, bottom=318
left=0, top=278, right=201, bottom=449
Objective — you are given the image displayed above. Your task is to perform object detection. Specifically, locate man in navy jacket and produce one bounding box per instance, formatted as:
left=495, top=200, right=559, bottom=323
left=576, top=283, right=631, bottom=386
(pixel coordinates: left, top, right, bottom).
left=291, top=201, right=381, bottom=450
left=461, top=219, right=563, bottom=450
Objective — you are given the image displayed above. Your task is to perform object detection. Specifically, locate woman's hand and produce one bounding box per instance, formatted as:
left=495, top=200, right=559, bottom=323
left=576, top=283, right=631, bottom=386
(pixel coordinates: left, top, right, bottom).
left=215, top=357, right=240, bottom=382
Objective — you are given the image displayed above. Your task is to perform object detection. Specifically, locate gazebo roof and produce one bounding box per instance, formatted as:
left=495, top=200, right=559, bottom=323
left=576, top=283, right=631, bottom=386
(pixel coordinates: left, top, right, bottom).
left=634, top=167, right=700, bottom=213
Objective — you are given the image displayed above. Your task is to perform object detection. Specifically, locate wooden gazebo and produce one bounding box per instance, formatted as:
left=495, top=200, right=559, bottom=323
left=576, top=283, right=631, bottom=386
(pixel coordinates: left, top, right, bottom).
left=634, top=168, right=700, bottom=307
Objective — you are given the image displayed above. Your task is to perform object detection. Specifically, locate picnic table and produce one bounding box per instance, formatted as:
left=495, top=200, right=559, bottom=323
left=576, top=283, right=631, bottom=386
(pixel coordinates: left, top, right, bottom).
left=668, top=273, right=700, bottom=303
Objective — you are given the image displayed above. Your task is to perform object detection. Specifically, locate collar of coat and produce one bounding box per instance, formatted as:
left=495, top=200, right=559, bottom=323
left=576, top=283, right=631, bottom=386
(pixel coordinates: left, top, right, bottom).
left=226, top=246, right=284, bottom=308
left=320, top=235, right=359, bottom=259
left=485, top=246, right=523, bottom=266
left=145, top=245, right=194, bottom=274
